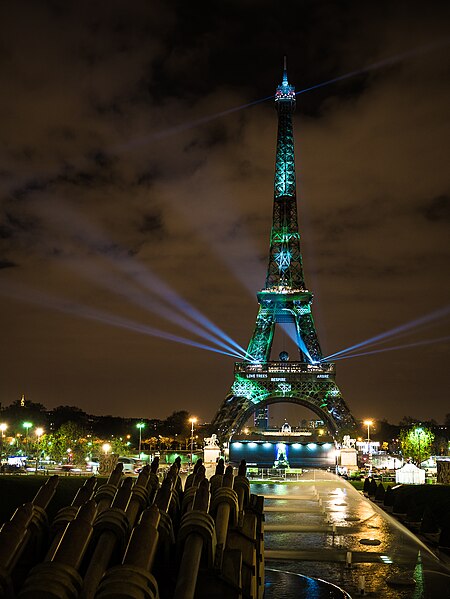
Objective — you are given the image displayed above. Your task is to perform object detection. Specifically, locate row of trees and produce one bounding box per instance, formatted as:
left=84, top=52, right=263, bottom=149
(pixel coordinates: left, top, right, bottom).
left=0, top=399, right=204, bottom=465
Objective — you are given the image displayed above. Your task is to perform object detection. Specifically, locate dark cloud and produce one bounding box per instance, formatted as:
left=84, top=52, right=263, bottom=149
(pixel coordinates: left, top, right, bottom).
left=0, top=259, right=16, bottom=269
left=418, top=194, right=450, bottom=222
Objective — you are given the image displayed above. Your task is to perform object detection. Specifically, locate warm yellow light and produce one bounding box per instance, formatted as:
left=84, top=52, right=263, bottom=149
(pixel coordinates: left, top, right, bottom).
left=102, top=443, right=111, bottom=454
left=35, top=427, right=44, bottom=437
left=243, top=427, right=249, bottom=434
left=363, top=420, right=373, bottom=426
left=0, top=423, right=7, bottom=433
left=189, top=417, right=197, bottom=424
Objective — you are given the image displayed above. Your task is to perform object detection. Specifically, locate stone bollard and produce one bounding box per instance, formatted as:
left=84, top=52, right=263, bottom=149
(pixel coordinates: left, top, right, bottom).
left=233, top=461, right=250, bottom=526
left=14, top=476, right=60, bottom=579
left=46, top=477, right=97, bottom=560
left=94, top=464, right=124, bottom=514
left=125, top=466, right=150, bottom=528
left=95, top=506, right=161, bottom=599
left=184, top=459, right=203, bottom=490
left=209, top=459, right=225, bottom=497
left=80, top=478, right=134, bottom=598
left=18, top=500, right=97, bottom=599
left=173, top=457, right=184, bottom=499
left=247, top=494, right=265, bottom=599
left=182, top=466, right=206, bottom=514
left=165, top=463, right=183, bottom=530
left=0, top=503, right=34, bottom=597
left=152, top=469, right=178, bottom=586
left=0, top=503, right=34, bottom=571
left=147, top=457, right=160, bottom=504
left=227, top=463, right=258, bottom=599
left=210, top=465, right=238, bottom=571
left=174, top=479, right=216, bottom=599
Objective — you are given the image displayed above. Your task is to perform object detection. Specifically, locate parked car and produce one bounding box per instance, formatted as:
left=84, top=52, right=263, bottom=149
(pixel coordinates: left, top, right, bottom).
left=117, top=456, right=142, bottom=473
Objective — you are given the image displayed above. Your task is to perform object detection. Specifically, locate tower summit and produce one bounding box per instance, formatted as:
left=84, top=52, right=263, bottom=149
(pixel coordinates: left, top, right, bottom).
left=212, top=63, right=355, bottom=440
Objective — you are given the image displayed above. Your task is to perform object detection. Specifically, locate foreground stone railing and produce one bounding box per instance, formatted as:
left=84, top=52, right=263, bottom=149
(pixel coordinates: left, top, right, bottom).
left=0, top=458, right=264, bottom=599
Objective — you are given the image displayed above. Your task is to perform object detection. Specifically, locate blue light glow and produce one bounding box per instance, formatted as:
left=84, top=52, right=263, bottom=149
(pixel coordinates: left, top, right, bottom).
left=263, top=442, right=272, bottom=448
left=292, top=443, right=301, bottom=449
left=322, top=305, right=450, bottom=361
left=1, top=281, right=242, bottom=359
left=323, top=443, right=332, bottom=449
left=232, top=442, right=242, bottom=448
left=39, top=202, right=249, bottom=359
left=248, top=442, right=258, bottom=448
left=330, top=335, right=450, bottom=362
left=307, top=443, right=317, bottom=450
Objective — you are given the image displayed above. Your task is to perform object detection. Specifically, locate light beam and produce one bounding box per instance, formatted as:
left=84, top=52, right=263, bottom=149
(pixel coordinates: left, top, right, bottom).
left=1, top=281, right=244, bottom=360
left=322, top=305, right=450, bottom=361
left=331, top=335, right=450, bottom=362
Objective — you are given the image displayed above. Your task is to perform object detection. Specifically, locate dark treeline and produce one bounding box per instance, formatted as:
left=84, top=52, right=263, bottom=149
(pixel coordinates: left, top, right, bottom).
left=0, top=398, right=197, bottom=442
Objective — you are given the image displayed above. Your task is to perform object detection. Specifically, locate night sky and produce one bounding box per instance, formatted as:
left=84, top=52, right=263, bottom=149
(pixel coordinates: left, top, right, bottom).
left=1, top=2, right=449, bottom=426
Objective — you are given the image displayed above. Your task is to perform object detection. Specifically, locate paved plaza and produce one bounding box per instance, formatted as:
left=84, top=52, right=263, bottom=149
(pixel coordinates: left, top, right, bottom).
left=254, top=470, right=450, bottom=598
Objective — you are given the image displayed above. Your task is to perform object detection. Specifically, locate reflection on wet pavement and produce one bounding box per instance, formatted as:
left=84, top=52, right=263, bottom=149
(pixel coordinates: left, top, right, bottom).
left=253, top=470, right=450, bottom=597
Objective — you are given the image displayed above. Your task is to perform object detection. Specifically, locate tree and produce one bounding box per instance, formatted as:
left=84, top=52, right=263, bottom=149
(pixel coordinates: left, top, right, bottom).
left=42, top=421, right=89, bottom=465
left=49, top=405, right=88, bottom=430
left=162, top=411, right=190, bottom=437
left=1, top=398, right=48, bottom=432
left=399, top=426, right=434, bottom=465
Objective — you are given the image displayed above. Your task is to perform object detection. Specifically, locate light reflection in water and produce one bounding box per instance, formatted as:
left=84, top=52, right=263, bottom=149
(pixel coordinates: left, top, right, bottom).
left=251, top=470, right=450, bottom=597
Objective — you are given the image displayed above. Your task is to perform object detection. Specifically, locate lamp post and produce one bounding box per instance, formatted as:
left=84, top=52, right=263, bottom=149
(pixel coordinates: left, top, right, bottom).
left=136, top=422, right=145, bottom=458
left=0, top=423, right=7, bottom=465
left=363, top=420, right=373, bottom=473
left=189, top=417, right=197, bottom=472
left=35, top=427, right=44, bottom=473
left=416, top=427, right=423, bottom=467
left=22, top=422, right=32, bottom=453
left=102, top=443, right=111, bottom=455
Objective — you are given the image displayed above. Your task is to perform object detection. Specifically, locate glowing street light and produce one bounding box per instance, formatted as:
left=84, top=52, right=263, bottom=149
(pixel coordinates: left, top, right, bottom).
left=363, top=419, right=373, bottom=472
left=189, top=417, right=197, bottom=472
left=35, top=427, right=44, bottom=473
left=136, top=422, right=146, bottom=457
left=22, top=421, right=33, bottom=447
left=102, top=443, right=111, bottom=455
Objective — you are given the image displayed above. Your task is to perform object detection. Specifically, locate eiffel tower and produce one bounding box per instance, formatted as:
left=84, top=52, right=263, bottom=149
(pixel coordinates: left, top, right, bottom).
left=212, top=61, right=356, bottom=440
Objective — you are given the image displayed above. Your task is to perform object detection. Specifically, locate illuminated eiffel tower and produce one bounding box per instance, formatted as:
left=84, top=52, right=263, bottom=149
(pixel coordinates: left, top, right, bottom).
left=212, top=61, right=356, bottom=440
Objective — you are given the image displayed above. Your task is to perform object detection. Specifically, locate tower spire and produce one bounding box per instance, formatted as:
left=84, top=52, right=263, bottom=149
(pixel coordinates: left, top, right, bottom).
left=266, top=59, right=305, bottom=290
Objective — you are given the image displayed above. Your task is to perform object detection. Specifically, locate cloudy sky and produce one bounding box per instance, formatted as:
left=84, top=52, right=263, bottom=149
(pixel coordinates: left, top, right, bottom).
left=1, top=1, right=449, bottom=426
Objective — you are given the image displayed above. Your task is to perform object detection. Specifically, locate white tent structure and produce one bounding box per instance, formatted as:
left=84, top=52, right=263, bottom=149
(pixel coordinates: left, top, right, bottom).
left=395, top=462, right=426, bottom=485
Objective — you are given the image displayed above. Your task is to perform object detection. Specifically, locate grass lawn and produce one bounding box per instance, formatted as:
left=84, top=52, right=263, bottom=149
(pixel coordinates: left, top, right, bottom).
left=348, top=480, right=364, bottom=491
left=0, top=475, right=108, bottom=525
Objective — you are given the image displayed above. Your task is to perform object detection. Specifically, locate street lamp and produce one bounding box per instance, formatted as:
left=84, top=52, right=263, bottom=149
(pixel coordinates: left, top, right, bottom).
left=189, top=417, right=197, bottom=472
left=416, top=427, right=423, bottom=467
left=35, top=427, right=44, bottom=473
left=363, top=420, right=373, bottom=472
left=102, top=443, right=111, bottom=455
left=136, top=422, right=145, bottom=458
left=22, top=422, right=32, bottom=451
left=0, top=423, right=7, bottom=464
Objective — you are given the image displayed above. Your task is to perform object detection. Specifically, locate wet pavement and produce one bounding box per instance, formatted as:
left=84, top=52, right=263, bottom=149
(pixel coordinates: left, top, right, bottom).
left=252, top=470, right=450, bottom=598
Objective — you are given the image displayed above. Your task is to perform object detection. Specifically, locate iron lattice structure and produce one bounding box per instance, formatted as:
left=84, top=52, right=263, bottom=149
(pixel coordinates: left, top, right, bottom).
left=212, top=64, right=356, bottom=440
